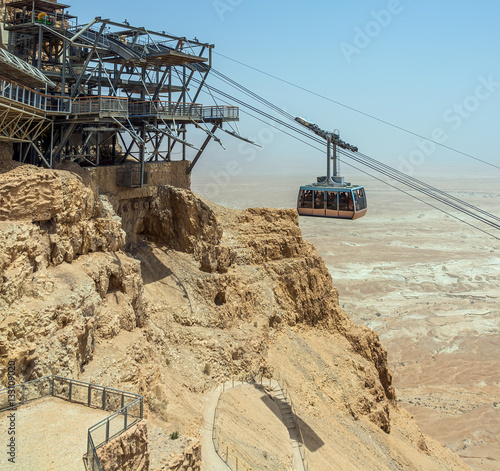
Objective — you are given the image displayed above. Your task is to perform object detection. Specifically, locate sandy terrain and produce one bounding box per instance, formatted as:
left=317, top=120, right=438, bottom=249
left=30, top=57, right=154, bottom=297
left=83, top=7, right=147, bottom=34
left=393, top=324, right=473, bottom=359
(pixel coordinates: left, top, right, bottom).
left=217, top=383, right=294, bottom=470
left=192, top=171, right=500, bottom=471
left=0, top=397, right=110, bottom=470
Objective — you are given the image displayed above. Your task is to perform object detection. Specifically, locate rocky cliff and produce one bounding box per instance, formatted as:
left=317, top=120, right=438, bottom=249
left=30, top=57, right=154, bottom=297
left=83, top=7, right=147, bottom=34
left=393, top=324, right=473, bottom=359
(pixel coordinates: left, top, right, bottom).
left=0, top=162, right=470, bottom=470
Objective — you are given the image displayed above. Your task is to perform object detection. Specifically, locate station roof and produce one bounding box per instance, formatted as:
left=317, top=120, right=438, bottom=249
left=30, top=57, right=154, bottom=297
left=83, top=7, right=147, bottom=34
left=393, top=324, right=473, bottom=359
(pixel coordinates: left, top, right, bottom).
left=105, top=49, right=207, bottom=67
left=6, top=0, right=71, bottom=11
left=0, top=48, right=56, bottom=88
left=145, top=50, right=207, bottom=67
left=118, top=80, right=183, bottom=94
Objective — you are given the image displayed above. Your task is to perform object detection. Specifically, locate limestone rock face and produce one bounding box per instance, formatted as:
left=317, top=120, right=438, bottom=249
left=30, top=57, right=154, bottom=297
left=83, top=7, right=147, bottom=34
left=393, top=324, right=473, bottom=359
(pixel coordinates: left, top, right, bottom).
left=143, top=186, right=222, bottom=257
left=133, top=187, right=396, bottom=433
left=0, top=166, right=64, bottom=222
left=0, top=167, right=468, bottom=470
left=0, top=165, right=125, bottom=263
left=163, top=438, right=201, bottom=471
left=0, top=163, right=142, bottom=382
left=97, top=421, right=150, bottom=471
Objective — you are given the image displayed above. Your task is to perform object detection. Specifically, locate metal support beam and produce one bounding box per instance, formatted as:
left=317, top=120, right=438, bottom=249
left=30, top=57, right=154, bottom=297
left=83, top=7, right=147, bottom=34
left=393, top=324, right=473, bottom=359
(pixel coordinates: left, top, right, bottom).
left=139, top=124, right=145, bottom=187
left=186, top=124, right=218, bottom=175
left=71, top=22, right=107, bottom=98
left=30, top=141, right=51, bottom=168
left=52, top=122, right=77, bottom=161
left=69, top=17, right=101, bottom=43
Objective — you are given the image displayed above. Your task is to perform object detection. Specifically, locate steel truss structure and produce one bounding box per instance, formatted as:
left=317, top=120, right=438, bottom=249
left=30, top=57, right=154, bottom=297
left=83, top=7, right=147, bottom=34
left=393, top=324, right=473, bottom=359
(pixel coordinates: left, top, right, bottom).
left=1, top=0, right=239, bottom=186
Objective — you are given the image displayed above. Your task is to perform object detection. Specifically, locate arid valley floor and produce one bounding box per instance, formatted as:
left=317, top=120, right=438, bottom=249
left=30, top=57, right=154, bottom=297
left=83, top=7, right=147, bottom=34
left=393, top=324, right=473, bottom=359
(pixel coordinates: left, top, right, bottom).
left=192, top=171, right=500, bottom=471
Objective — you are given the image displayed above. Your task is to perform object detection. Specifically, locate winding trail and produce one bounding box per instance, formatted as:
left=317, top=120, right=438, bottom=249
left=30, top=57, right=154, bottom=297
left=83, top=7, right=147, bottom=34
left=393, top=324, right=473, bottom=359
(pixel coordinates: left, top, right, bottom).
left=268, top=380, right=307, bottom=471
left=201, top=380, right=307, bottom=471
left=200, top=386, right=230, bottom=471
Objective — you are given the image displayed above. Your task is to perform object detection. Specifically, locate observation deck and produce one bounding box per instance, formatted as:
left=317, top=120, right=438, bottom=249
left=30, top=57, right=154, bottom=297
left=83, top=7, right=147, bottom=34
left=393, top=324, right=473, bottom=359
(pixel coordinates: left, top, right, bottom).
left=1, top=0, right=240, bottom=176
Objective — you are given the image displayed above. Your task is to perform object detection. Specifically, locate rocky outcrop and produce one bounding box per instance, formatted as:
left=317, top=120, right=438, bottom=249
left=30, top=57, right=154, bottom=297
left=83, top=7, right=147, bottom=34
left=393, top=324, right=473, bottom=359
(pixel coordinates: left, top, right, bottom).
left=132, top=187, right=396, bottom=433
left=163, top=438, right=201, bottom=471
left=0, top=164, right=469, bottom=470
left=0, top=165, right=63, bottom=222
left=142, top=186, right=222, bottom=259
left=0, top=165, right=125, bottom=264
left=97, top=421, right=150, bottom=471
left=0, top=163, right=143, bottom=383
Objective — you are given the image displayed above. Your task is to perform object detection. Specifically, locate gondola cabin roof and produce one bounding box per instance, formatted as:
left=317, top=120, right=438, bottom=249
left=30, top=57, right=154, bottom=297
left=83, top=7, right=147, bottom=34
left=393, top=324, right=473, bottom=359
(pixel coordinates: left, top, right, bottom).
left=299, top=183, right=365, bottom=192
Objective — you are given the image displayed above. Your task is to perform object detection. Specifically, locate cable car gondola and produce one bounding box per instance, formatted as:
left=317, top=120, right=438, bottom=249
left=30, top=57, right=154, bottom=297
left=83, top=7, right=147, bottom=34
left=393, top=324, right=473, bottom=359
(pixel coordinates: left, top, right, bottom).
left=295, top=117, right=367, bottom=220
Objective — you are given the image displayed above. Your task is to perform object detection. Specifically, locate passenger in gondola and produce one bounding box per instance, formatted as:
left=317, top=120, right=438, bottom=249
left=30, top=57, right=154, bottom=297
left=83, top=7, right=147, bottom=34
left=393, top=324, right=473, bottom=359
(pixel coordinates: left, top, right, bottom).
left=339, top=192, right=345, bottom=210
left=354, top=191, right=360, bottom=211
left=303, top=190, right=313, bottom=208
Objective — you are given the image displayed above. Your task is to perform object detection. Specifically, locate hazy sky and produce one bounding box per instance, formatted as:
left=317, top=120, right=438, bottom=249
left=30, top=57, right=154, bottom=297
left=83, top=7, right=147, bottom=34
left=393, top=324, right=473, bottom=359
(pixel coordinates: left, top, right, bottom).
left=75, top=1, right=500, bottom=180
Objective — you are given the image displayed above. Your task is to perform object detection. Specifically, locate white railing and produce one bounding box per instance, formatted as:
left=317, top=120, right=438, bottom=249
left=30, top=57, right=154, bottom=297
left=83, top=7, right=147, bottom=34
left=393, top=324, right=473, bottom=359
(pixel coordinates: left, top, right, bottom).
left=0, top=80, right=130, bottom=117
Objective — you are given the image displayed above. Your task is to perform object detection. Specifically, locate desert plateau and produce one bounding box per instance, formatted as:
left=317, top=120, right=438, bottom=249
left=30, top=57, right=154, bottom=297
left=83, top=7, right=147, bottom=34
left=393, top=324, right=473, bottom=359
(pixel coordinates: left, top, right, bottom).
left=193, top=170, right=500, bottom=471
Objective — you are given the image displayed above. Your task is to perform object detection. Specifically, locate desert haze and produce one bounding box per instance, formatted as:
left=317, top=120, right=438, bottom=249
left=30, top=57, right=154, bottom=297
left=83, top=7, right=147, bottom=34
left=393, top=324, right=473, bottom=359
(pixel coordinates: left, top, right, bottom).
left=193, top=170, right=500, bottom=471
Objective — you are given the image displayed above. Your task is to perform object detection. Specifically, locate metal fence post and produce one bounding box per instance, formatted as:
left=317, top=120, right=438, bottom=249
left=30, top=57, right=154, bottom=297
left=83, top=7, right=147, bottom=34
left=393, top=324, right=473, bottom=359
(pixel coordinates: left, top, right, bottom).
left=51, top=376, right=54, bottom=397
left=88, top=385, right=92, bottom=407
left=105, top=419, right=109, bottom=443
left=69, top=381, right=72, bottom=402
left=124, top=406, right=128, bottom=430
left=102, top=388, right=106, bottom=410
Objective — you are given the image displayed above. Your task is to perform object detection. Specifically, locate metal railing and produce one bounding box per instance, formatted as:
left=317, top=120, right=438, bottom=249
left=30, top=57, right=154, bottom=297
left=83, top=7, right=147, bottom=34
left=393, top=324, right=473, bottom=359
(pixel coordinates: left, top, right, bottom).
left=0, top=79, right=68, bottom=113
left=0, top=79, right=69, bottom=114
left=72, top=96, right=129, bottom=117
left=0, top=376, right=143, bottom=471
left=270, top=372, right=311, bottom=471
left=0, top=80, right=239, bottom=124
left=202, top=105, right=239, bottom=121
left=86, top=394, right=143, bottom=471
left=0, top=80, right=129, bottom=117
left=213, top=378, right=256, bottom=471
left=213, top=374, right=310, bottom=471
left=128, top=100, right=203, bottom=119
left=5, top=9, right=78, bottom=29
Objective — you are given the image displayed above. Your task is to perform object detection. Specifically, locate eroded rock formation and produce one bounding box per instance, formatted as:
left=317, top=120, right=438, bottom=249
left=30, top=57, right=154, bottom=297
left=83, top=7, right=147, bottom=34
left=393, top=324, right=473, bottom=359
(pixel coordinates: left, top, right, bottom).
left=0, top=164, right=143, bottom=380
left=0, top=163, right=470, bottom=470
left=97, top=421, right=150, bottom=471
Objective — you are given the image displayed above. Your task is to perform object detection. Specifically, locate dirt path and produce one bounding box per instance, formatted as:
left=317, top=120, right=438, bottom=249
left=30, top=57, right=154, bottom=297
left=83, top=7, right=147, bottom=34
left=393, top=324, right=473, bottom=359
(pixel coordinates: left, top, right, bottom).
left=200, top=386, right=230, bottom=471
left=0, top=397, right=110, bottom=470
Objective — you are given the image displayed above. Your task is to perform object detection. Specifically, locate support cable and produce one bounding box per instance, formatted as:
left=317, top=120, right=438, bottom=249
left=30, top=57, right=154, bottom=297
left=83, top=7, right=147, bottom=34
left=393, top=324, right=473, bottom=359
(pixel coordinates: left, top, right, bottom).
left=194, top=85, right=500, bottom=239
left=212, top=52, right=500, bottom=171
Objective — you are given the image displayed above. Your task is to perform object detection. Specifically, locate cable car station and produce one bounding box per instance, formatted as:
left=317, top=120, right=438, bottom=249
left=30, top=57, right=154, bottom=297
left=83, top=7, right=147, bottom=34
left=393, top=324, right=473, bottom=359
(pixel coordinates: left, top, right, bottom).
left=0, top=0, right=239, bottom=187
